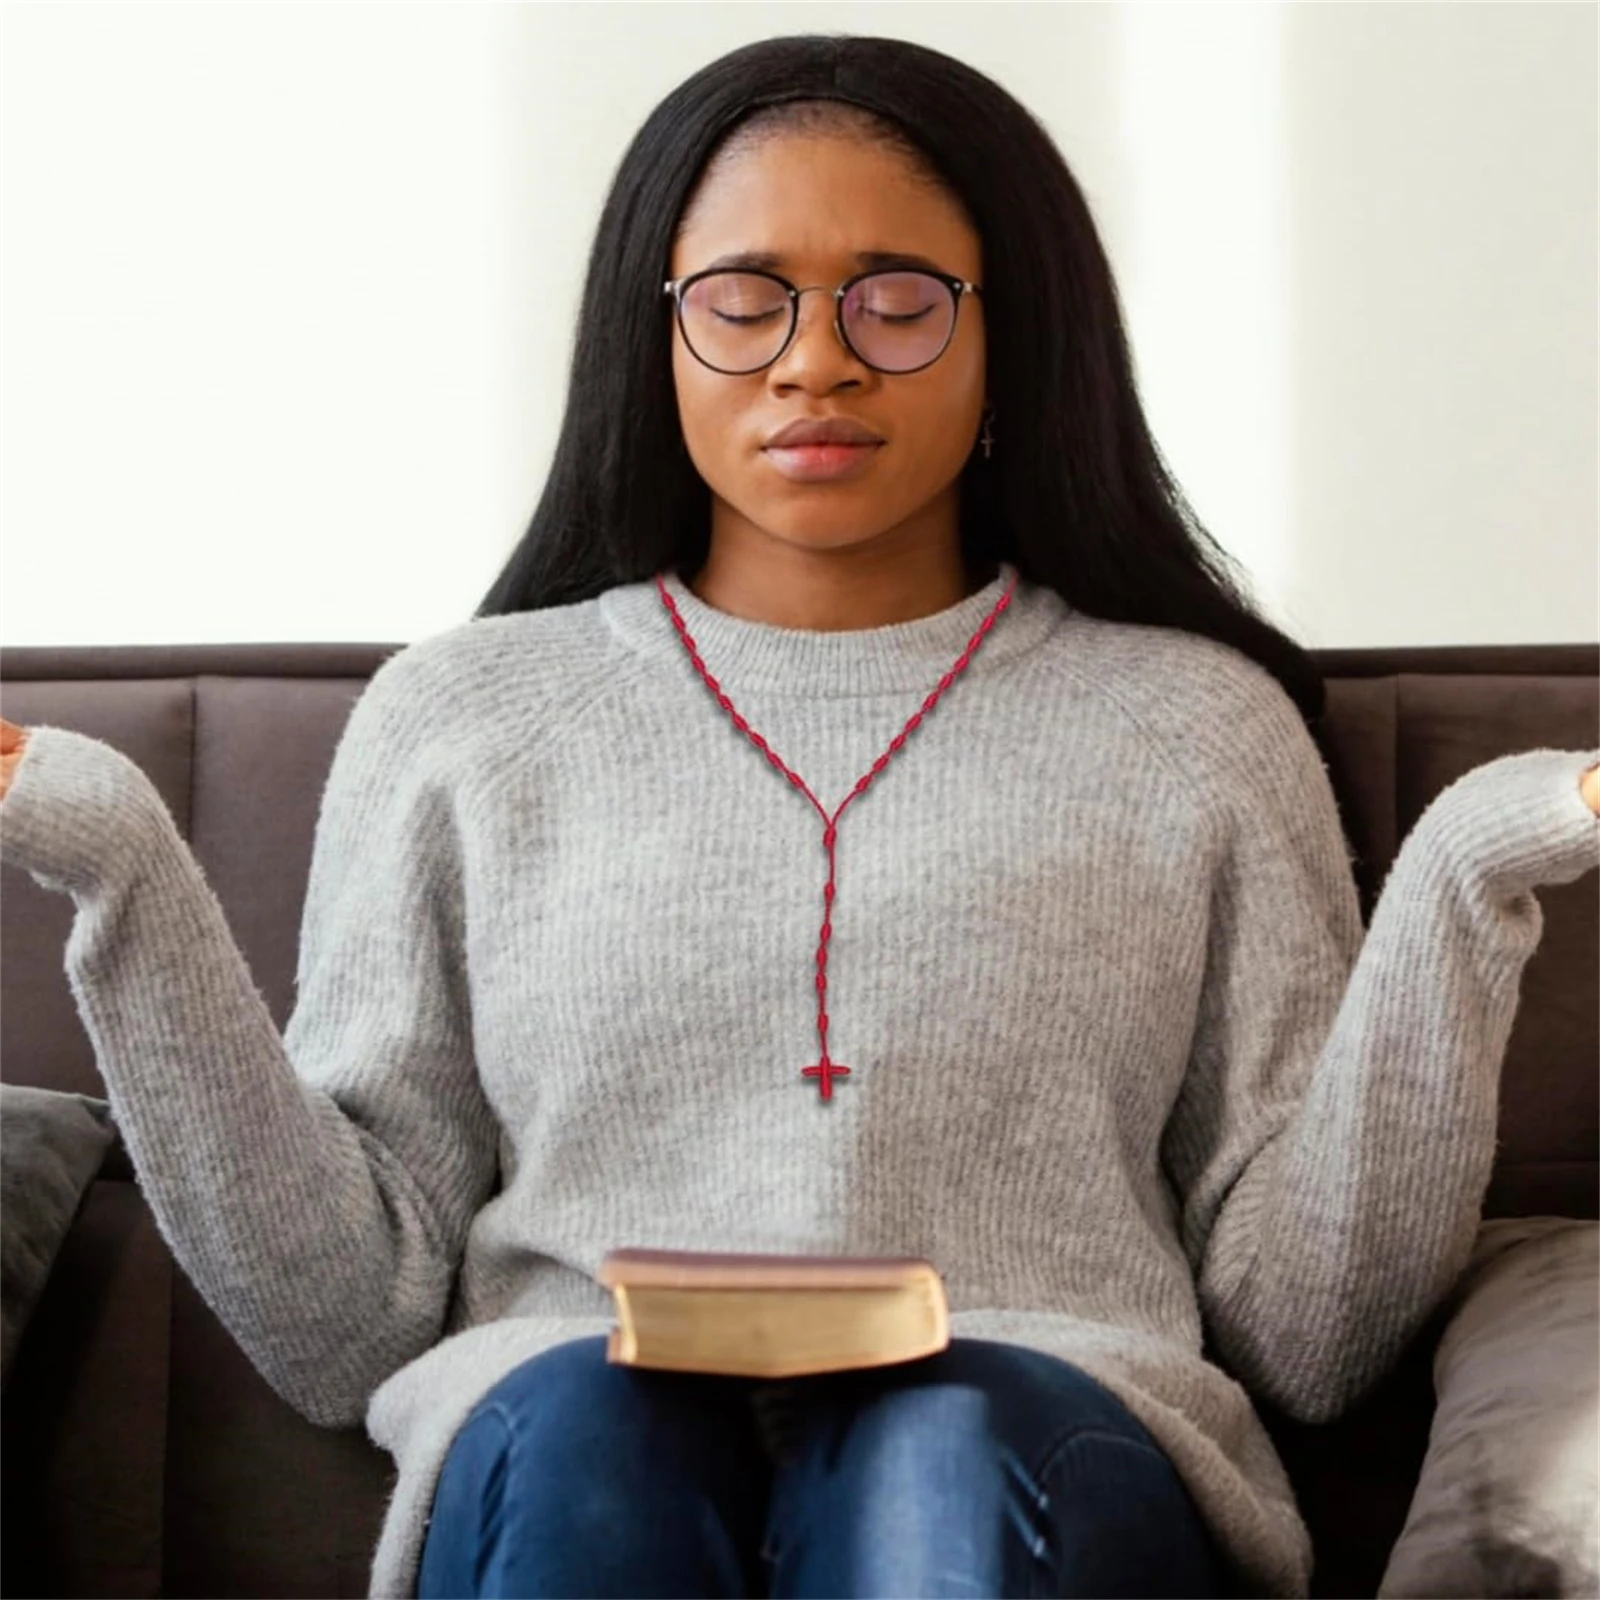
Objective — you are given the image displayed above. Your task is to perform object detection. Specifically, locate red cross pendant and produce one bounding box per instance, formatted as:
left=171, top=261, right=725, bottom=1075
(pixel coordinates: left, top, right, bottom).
left=801, top=1060, right=851, bottom=1101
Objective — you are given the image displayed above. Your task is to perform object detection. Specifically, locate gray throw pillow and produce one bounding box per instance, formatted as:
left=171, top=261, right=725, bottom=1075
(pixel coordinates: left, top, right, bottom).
left=0, top=1082, right=116, bottom=1384
left=1378, top=1216, right=1598, bottom=1599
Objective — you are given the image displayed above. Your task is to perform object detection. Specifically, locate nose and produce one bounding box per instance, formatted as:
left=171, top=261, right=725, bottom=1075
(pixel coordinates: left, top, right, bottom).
left=770, top=286, right=862, bottom=381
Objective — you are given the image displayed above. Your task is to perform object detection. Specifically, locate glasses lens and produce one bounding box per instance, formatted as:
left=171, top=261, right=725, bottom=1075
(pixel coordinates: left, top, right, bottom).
left=842, top=272, right=956, bottom=372
left=679, top=272, right=791, bottom=372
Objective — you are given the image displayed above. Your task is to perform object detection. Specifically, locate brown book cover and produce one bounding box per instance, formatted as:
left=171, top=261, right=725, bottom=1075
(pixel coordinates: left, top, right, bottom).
left=598, top=1247, right=951, bottom=1379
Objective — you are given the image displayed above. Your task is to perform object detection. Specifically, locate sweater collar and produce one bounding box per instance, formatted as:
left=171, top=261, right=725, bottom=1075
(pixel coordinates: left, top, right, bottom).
left=598, top=560, right=1067, bottom=698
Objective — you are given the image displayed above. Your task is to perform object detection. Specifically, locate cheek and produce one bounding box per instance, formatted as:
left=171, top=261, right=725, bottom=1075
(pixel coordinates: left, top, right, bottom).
left=905, top=374, right=986, bottom=473
left=896, top=326, right=986, bottom=477
left=671, top=351, right=731, bottom=473
left=952, top=330, right=986, bottom=424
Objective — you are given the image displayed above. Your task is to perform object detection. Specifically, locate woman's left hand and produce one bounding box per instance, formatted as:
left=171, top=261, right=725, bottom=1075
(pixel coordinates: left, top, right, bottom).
left=1583, top=763, right=1600, bottom=816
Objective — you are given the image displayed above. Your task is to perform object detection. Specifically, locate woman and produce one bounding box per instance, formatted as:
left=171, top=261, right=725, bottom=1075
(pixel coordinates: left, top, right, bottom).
left=2, top=31, right=1597, bottom=1600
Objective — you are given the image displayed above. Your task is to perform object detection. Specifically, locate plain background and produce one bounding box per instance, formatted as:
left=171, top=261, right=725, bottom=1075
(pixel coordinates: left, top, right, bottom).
left=1, top=1, right=1595, bottom=649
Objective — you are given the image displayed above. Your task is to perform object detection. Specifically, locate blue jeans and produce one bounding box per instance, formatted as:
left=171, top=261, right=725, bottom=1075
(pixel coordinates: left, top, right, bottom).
left=416, top=1334, right=1233, bottom=1598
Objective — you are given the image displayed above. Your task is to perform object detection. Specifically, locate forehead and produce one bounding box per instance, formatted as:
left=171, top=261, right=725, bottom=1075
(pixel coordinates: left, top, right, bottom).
left=670, top=133, right=980, bottom=279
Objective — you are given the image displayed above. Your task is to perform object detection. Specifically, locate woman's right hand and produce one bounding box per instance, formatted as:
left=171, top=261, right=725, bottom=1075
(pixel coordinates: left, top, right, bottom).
left=1, top=718, right=30, bottom=802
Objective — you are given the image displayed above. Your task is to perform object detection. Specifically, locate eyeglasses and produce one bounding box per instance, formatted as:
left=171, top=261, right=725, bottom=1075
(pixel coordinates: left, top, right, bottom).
left=662, top=266, right=983, bottom=376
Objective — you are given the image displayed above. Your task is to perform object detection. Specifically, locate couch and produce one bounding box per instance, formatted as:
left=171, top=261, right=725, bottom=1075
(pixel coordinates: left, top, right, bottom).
left=1, top=636, right=1595, bottom=1599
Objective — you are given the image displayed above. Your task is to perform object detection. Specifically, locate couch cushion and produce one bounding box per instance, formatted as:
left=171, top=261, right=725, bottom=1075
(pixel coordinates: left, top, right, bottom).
left=1377, top=1217, right=1599, bottom=1598
left=0, top=1177, right=171, bottom=1597
left=188, top=673, right=370, bottom=1029
left=0, top=1083, right=116, bottom=1382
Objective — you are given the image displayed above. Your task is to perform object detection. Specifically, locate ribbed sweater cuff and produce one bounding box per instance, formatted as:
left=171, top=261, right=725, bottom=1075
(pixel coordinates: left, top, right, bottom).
left=1427, top=746, right=1600, bottom=901
left=0, top=725, right=176, bottom=898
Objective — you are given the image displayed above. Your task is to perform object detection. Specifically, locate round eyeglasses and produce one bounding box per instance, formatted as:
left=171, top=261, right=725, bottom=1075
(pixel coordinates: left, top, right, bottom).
left=662, top=266, right=983, bottom=376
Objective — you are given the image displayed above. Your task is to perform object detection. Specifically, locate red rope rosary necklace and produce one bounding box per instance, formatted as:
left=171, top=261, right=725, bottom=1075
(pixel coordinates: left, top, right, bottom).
left=654, top=566, right=1019, bottom=1104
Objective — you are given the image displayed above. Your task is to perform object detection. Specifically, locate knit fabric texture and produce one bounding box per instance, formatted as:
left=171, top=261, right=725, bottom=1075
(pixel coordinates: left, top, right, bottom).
left=3, top=561, right=1596, bottom=1597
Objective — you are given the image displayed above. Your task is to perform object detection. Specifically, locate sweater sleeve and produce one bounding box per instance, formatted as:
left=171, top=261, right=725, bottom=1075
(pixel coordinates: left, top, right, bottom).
left=1158, top=680, right=1600, bottom=1426
left=0, top=650, right=500, bottom=1428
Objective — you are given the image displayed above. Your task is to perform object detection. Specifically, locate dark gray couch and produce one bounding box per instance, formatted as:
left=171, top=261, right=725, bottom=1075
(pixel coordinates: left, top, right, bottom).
left=2, top=638, right=1596, bottom=1599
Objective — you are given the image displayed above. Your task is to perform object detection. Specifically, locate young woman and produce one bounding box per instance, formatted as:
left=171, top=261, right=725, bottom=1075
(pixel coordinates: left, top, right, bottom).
left=2, top=31, right=1597, bottom=1600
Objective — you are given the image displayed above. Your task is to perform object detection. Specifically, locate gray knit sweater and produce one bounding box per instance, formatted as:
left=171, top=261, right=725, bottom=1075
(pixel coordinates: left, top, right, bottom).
left=3, top=562, right=1596, bottom=1598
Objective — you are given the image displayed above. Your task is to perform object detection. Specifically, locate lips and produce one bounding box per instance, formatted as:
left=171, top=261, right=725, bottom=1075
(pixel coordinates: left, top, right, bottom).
left=762, top=440, right=882, bottom=483
left=763, top=417, right=884, bottom=449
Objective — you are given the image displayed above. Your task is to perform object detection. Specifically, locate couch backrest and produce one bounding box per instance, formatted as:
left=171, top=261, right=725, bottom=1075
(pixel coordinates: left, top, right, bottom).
left=3, top=639, right=1596, bottom=1217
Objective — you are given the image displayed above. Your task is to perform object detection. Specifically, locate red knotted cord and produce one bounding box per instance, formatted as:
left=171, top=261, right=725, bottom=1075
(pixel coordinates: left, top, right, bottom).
left=655, top=568, right=1018, bottom=1102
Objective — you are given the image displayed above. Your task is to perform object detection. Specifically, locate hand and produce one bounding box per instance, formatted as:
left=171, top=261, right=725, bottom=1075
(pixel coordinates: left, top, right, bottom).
left=1585, top=763, right=1600, bottom=818
left=0, top=718, right=29, bottom=803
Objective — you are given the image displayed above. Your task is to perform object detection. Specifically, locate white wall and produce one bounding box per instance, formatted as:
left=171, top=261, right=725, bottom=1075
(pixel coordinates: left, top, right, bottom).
left=2, top=1, right=1594, bottom=649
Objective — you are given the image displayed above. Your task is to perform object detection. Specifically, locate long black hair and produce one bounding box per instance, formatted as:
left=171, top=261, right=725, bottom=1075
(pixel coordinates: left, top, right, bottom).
left=476, top=32, right=1326, bottom=725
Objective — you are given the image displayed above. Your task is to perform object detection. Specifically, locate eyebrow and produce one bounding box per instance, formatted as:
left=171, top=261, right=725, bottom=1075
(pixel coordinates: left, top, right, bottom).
left=698, top=249, right=949, bottom=275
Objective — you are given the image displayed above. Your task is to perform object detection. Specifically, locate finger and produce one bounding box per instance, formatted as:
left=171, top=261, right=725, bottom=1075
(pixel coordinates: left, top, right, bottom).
left=1581, top=764, right=1600, bottom=817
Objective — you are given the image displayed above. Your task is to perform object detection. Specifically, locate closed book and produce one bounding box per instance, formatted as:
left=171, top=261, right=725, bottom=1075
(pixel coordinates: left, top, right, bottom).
left=597, top=1247, right=950, bottom=1379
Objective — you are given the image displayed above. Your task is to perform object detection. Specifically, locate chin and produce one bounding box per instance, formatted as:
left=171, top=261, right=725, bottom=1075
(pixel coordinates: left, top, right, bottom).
left=738, top=496, right=901, bottom=546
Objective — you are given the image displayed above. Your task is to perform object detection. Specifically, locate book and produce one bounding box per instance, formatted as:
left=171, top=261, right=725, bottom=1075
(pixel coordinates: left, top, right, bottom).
left=597, top=1247, right=951, bottom=1379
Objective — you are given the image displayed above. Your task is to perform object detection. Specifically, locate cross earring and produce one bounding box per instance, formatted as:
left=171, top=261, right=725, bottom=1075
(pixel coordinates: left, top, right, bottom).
left=980, top=406, right=995, bottom=460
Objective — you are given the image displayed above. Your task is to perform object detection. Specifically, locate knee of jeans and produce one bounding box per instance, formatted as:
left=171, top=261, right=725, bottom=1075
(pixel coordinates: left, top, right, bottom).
left=841, top=1377, right=994, bottom=1475
left=466, top=1335, right=612, bottom=1419
left=438, top=1398, right=514, bottom=1483
left=940, top=1340, right=1170, bottom=1459
left=1055, top=1368, right=1163, bottom=1449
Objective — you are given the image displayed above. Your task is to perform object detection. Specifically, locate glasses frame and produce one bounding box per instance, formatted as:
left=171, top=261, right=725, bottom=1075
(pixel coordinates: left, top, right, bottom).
left=662, top=265, right=983, bottom=376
